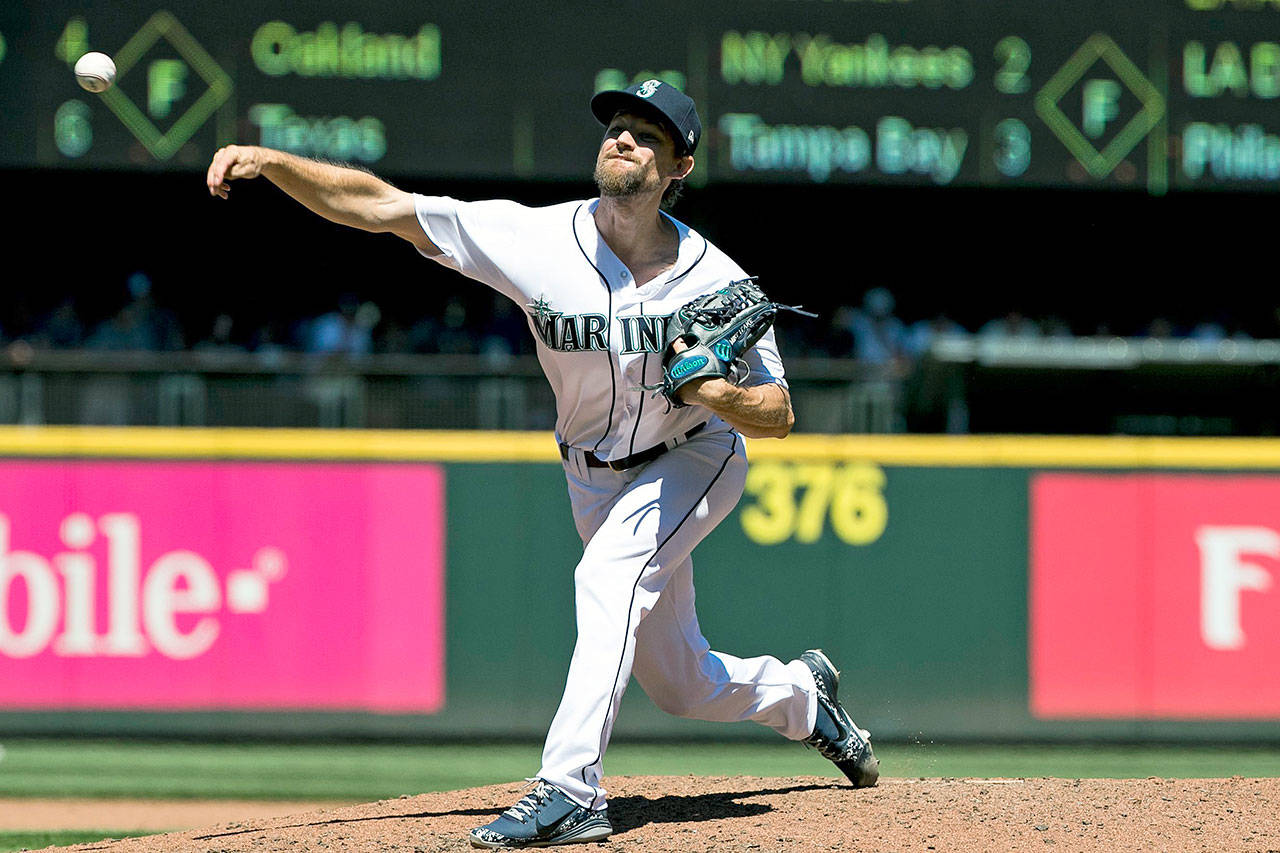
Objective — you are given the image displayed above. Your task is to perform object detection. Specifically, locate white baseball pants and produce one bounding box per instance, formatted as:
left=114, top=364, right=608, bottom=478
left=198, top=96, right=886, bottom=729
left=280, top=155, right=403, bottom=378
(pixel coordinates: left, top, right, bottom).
left=538, top=428, right=819, bottom=810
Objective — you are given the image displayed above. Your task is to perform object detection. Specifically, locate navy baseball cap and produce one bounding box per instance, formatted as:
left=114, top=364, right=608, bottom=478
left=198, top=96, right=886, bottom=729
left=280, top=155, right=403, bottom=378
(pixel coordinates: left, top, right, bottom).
left=590, top=79, right=702, bottom=156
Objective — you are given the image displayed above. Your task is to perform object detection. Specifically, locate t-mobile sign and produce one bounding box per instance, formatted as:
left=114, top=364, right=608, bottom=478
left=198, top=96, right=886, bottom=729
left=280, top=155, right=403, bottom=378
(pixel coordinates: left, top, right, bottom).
left=1031, top=473, right=1280, bottom=719
left=0, top=461, right=445, bottom=712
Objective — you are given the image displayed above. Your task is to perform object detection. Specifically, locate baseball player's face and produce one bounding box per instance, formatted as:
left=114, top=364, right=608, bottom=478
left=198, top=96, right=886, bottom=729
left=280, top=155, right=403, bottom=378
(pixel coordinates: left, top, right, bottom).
left=594, top=112, right=689, bottom=198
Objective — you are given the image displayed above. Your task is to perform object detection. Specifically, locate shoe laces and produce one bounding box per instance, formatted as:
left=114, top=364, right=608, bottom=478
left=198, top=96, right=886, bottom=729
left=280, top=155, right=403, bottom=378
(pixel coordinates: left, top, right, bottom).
left=502, top=779, right=552, bottom=822
left=814, top=730, right=873, bottom=761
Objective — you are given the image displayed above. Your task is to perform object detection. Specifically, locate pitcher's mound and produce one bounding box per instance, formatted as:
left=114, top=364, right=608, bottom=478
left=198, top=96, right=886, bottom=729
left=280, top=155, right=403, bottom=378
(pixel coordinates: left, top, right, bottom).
left=41, top=774, right=1280, bottom=852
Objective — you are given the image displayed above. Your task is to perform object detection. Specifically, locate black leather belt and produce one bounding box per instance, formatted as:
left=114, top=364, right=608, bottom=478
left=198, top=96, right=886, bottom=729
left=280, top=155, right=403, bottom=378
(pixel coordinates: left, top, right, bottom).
left=560, top=422, right=707, bottom=472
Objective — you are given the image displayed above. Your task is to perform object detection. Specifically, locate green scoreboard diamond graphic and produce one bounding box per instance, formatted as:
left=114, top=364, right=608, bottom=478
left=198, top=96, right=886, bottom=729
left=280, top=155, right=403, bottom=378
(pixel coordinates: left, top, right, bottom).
left=1035, top=33, right=1165, bottom=179
left=99, top=11, right=231, bottom=160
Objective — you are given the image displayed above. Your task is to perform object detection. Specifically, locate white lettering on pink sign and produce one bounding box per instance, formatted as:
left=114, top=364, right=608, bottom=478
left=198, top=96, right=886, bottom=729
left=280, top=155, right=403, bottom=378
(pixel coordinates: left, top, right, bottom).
left=0, top=460, right=444, bottom=712
left=1032, top=474, right=1280, bottom=719
left=1196, top=525, right=1277, bottom=652
left=0, top=513, right=284, bottom=661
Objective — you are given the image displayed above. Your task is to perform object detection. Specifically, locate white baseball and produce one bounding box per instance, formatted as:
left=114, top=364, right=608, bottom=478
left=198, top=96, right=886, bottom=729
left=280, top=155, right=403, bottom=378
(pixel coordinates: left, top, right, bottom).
left=74, top=52, right=116, bottom=93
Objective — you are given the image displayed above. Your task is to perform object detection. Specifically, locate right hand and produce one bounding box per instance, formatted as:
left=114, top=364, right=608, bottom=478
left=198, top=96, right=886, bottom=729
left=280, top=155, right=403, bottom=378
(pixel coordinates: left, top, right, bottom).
left=206, top=145, right=266, bottom=199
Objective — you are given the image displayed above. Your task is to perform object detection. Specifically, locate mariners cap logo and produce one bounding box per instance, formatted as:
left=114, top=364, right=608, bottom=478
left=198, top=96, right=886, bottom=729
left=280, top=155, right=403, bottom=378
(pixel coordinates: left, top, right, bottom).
left=590, top=78, right=701, bottom=155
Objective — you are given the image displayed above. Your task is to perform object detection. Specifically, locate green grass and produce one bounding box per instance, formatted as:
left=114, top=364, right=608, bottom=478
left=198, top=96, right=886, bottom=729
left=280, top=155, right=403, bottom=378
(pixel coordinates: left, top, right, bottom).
left=0, top=831, right=149, bottom=852
left=0, top=740, right=541, bottom=800
left=0, top=740, right=1278, bottom=802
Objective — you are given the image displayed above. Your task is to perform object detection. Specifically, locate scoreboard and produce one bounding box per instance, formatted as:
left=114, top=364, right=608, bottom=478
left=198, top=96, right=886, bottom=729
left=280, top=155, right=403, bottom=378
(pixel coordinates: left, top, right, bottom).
left=1, top=0, right=1279, bottom=192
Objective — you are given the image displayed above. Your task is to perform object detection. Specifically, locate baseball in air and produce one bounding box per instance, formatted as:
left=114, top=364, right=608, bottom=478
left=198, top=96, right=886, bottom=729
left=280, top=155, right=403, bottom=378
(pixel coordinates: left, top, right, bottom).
left=74, top=52, right=116, bottom=93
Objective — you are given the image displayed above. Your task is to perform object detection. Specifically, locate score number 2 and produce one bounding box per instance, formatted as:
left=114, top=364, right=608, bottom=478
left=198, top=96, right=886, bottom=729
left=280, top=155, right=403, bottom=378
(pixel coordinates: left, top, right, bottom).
left=994, top=36, right=1030, bottom=94
left=740, top=461, right=888, bottom=546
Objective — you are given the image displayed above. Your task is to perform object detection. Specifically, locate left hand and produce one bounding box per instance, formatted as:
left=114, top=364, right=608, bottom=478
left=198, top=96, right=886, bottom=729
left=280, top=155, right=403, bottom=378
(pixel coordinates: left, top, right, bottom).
left=667, top=339, right=794, bottom=437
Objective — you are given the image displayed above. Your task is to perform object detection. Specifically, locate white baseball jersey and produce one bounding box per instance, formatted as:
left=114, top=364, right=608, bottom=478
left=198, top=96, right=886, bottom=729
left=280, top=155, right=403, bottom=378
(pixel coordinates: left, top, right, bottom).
left=413, top=195, right=788, bottom=459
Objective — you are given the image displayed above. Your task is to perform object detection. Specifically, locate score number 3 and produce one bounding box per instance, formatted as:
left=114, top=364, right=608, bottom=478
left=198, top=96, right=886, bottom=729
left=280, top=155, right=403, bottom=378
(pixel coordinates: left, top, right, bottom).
left=740, top=461, right=888, bottom=546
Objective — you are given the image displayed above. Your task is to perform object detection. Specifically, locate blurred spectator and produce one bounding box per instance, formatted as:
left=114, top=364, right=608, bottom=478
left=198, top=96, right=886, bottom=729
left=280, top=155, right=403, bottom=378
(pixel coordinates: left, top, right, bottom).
left=249, top=320, right=290, bottom=367
left=83, top=272, right=184, bottom=352
left=85, top=302, right=157, bottom=351
left=1190, top=320, right=1226, bottom=343
left=303, top=294, right=379, bottom=357
left=903, top=313, right=967, bottom=360
left=436, top=298, right=477, bottom=355
left=1188, top=311, right=1252, bottom=343
left=403, top=315, right=441, bottom=354
left=375, top=319, right=412, bottom=354
left=125, top=272, right=184, bottom=351
left=250, top=320, right=287, bottom=353
left=844, top=287, right=908, bottom=369
left=192, top=314, right=245, bottom=355
left=479, top=297, right=529, bottom=363
left=33, top=297, right=84, bottom=349
left=19, top=271, right=1280, bottom=367
left=979, top=310, right=1042, bottom=341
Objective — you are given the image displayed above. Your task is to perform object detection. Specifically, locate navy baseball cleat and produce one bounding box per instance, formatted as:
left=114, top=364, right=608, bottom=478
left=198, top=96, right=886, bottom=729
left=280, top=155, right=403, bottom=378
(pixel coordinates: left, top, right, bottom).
left=801, top=648, right=880, bottom=788
left=469, top=780, right=612, bottom=848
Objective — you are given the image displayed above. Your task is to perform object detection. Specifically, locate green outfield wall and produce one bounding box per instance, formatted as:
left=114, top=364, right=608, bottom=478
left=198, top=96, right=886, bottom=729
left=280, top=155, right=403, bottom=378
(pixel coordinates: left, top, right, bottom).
left=2, top=428, right=1280, bottom=742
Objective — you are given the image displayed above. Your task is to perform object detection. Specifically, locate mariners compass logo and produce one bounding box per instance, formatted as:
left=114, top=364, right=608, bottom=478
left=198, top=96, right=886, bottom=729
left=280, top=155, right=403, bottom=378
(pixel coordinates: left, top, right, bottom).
left=527, top=295, right=555, bottom=322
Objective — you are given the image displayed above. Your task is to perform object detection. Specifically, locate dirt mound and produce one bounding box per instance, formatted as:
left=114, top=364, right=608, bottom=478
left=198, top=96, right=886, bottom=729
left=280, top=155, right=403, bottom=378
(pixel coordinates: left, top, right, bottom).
left=37, top=775, right=1280, bottom=852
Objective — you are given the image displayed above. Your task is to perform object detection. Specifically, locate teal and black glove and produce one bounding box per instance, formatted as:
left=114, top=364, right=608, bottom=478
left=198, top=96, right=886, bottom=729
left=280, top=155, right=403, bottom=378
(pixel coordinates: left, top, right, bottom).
left=651, top=277, right=815, bottom=409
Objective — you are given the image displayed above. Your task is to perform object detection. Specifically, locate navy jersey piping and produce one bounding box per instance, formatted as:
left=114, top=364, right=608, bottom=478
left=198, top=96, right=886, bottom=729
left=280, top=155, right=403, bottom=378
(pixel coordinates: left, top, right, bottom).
left=663, top=233, right=708, bottom=287
left=627, top=303, right=648, bottom=457
left=572, top=202, right=618, bottom=454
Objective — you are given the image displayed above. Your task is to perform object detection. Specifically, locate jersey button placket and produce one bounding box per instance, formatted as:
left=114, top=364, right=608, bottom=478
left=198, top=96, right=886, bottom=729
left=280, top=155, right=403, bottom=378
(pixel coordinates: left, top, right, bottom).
left=619, top=352, right=639, bottom=421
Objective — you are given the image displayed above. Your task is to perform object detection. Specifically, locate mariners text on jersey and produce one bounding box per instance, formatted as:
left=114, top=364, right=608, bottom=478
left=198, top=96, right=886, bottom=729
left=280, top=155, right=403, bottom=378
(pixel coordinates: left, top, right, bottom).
left=529, top=297, right=672, bottom=354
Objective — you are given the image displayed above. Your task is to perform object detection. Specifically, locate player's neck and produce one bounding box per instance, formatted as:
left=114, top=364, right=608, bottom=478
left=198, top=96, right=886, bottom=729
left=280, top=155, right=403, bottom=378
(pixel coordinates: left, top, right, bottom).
left=593, top=194, right=675, bottom=273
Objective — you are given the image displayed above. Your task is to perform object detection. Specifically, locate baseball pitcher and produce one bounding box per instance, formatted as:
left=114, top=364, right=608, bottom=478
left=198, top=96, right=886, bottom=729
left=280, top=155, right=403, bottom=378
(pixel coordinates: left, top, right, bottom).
left=206, top=78, right=877, bottom=850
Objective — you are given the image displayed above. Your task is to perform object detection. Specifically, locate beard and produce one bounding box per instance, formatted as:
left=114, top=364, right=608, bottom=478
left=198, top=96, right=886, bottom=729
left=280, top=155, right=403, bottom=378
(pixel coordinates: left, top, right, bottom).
left=594, top=156, right=662, bottom=198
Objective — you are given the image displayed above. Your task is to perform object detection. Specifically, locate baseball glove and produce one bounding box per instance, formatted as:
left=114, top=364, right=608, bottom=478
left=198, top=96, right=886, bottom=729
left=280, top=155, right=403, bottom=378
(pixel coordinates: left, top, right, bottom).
left=646, top=277, right=815, bottom=408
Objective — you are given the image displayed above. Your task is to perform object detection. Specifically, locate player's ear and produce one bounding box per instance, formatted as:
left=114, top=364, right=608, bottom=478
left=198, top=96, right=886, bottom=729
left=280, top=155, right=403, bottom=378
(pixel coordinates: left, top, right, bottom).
left=672, top=155, right=695, bottom=181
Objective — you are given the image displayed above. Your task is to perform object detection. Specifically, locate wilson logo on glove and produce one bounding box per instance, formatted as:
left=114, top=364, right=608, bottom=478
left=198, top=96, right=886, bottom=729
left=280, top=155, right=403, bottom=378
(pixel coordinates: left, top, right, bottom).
left=670, top=356, right=708, bottom=379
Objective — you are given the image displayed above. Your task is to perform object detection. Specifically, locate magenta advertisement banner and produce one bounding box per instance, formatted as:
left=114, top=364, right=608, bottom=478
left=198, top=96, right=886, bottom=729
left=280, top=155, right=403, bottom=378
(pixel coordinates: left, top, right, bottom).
left=0, top=461, right=445, bottom=712
left=1031, top=473, right=1280, bottom=719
